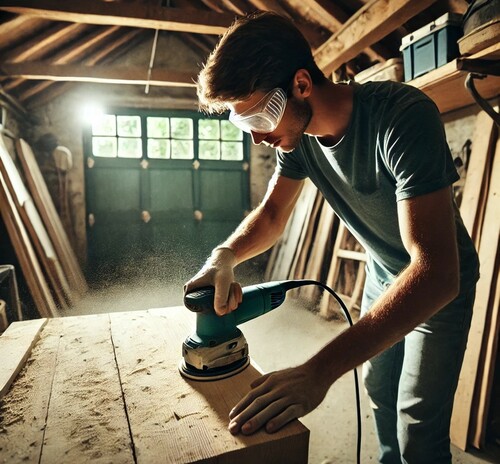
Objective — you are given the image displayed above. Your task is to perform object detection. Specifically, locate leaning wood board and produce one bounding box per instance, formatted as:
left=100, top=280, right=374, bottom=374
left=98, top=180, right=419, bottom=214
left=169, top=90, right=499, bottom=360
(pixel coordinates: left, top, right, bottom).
left=0, top=308, right=309, bottom=463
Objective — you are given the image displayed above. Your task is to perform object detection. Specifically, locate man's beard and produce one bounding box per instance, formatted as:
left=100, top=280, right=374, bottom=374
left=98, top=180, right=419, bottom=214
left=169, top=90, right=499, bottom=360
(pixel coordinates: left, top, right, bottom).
left=280, top=97, right=312, bottom=153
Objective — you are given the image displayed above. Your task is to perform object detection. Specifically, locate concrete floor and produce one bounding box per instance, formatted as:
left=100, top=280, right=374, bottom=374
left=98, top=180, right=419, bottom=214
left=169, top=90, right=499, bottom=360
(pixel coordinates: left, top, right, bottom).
left=68, top=274, right=500, bottom=464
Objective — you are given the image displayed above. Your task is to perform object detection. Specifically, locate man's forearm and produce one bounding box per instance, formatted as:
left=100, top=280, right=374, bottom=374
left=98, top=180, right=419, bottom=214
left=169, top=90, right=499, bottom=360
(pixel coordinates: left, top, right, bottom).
left=307, top=259, right=460, bottom=388
left=219, top=203, right=288, bottom=265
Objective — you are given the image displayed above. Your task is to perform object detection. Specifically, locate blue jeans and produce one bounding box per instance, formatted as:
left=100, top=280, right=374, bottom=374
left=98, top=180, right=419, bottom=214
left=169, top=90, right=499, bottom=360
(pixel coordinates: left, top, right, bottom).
left=361, top=275, right=475, bottom=464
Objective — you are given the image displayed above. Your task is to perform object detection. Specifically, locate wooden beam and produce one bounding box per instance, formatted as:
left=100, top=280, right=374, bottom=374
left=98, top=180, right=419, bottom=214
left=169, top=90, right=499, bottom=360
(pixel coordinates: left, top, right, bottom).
left=314, top=0, right=438, bottom=75
left=0, top=0, right=234, bottom=34
left=5, top=22, right=83, bottom=62
left=0, top=318, right=47, bottom=399
left=2, top=62, right=196, bottom=87
left=287, top=0, right=388, bottom=65
left=0, top=15, right=46, bottom=49
left=20, top=28, right=145, bottom=104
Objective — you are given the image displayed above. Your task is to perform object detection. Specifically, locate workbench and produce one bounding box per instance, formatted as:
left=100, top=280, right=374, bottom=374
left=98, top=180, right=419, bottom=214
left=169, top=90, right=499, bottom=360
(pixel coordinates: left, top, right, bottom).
left=0, top=307, right=309, bottom=463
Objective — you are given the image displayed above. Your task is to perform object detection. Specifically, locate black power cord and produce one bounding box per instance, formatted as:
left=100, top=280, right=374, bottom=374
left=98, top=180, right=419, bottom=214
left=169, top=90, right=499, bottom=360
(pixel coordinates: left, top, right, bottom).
left=280, top=279, right=362, bottom=464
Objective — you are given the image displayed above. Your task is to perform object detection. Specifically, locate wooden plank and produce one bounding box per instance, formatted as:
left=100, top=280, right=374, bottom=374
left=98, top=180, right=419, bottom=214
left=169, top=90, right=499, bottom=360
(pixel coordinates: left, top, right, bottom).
left=0, top=318, right=47, bottom=398
left=451, top=135, right=500, bottom=450
left=409, top=43, right=500, bottom=114
left=314, top=0, right=437, bottom=75
left=286, top=0, right=387, bottom=63
left=40, top=314, right=134, bottom=464
left=4, top=23, right=83, bottom=63
left=16, top=28, right=144, bottom=102
left=470, top=254, right=500, bottom=448
left=2, top=62, right=197, bottom=88
left=16, top=139, right=88, bottom=297
left=0, top=0, right=234, bottom=34
left=299, top=201, right=336, bottom=302
left=110, top=307, right=309, bottom=464
left=268, top=180, right=317, bottom=281
left=291, top=191, right=324, bottom=280
left=459, top=111, right=496, bottom=240
left=0, top=152, right=58, bottom=318
left=0, top=139, right=72, bottom=309
left=0, top=318, right=60, bottom=462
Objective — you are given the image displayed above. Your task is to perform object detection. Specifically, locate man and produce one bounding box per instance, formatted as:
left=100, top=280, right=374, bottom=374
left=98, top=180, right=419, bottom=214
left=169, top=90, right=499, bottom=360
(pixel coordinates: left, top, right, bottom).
left=184, top=11, right=479, bottom=464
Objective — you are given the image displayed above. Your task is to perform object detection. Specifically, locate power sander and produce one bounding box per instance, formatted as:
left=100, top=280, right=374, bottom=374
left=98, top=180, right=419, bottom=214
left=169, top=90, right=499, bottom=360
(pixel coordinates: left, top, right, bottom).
left=179, top=279, right=353, bottom=381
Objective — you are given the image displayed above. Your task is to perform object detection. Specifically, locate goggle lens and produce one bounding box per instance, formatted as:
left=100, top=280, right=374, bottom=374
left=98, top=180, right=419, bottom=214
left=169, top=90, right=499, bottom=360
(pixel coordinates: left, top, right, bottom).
left=229, top=88, right=287, bottom=134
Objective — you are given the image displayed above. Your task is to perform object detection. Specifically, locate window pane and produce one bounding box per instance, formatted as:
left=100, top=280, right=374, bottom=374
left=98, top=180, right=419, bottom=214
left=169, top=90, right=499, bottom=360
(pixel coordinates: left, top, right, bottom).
left=147, top=117, right=169, bottom=138
left=199, top=141, right=220, bottom=160
left=221, top=141, right=243, bottom=161
left=171, top=140, right=193, bottom=159
left=118, top=138, right=142, bottom=158
left=92, top=137, right=117, bottom=157
left=148, top=139, right=170, bottom=159
left=199, top=119, right=220, bottom=140
left=117, top=115, right=141, bottom=137
left=221, top=120, right=243, bottom=141
left=171, top=118, right=193, bottom=139
left=92, top=114, right=116, bottom=136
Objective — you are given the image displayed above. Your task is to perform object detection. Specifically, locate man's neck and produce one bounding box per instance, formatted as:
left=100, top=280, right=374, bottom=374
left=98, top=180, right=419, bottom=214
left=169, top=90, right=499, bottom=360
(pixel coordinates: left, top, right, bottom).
left=305, top=80, right=354, bottom=146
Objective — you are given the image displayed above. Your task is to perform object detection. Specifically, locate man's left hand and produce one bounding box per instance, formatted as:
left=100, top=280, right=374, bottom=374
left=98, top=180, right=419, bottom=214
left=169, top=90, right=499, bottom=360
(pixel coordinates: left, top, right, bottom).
left=228, top=363, right=328, bottom=435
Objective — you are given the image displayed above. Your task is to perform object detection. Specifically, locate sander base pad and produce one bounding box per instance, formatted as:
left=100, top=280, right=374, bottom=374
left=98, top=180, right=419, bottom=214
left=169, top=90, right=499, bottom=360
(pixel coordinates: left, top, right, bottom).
left=178, top=357, right=250, bottom=381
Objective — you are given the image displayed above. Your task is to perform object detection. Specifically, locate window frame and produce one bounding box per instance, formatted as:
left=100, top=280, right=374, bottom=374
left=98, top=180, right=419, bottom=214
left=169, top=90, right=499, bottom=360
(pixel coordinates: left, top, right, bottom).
left=84, top=108, right=250, bottom=163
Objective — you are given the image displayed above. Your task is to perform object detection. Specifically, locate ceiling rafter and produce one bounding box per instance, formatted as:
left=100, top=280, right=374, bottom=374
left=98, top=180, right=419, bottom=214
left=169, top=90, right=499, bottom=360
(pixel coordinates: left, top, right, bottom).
left=286, top=0, right=389, bottom=65
left=3, top=25, right=122, bottom=92
left=0, top=15, right=47, bottom=50
left=314, top=0, right=438, bottom=75
left=18, top=28, right=147, bottom=103
left=5, top=22, right=85, bottom=63
left=2, top=62, right=196, bottom=87
left=0, top=0, right=235, bottom=34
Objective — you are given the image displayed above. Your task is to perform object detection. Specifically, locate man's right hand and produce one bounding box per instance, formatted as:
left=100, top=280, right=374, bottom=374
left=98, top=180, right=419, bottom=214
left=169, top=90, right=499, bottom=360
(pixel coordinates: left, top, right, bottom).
left=183, top=247, right=243, bottom=316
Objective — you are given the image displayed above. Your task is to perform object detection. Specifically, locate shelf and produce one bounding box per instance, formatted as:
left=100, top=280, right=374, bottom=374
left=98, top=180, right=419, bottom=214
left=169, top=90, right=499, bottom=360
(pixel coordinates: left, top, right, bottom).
left=409, top=43, right=500, bottom=114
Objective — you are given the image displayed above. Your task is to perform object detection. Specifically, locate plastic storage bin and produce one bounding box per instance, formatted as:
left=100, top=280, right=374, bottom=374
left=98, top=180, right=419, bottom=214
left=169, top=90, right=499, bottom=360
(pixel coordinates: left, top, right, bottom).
left=354, top=58, right=404, bottom=83
left=400, top=13, right=463, bottom=81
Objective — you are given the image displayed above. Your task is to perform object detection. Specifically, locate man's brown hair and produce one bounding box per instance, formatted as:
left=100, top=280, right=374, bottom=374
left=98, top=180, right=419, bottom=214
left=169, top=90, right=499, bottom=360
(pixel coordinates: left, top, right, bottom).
left=197, top=11, right=326, bottom=114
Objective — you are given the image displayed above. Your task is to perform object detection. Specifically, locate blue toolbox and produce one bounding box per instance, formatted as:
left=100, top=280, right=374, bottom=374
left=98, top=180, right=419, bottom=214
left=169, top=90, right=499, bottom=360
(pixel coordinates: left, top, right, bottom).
left=400, top=13, right=463, bottom=81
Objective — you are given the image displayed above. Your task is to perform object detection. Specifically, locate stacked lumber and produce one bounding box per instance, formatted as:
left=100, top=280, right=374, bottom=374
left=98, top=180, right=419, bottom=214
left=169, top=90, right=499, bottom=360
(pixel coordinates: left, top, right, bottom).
left=0, top=137, right=87, bottom=319
left=451, top=111, right=500, bottom=451
left=264, top=180, right=365, bottom=320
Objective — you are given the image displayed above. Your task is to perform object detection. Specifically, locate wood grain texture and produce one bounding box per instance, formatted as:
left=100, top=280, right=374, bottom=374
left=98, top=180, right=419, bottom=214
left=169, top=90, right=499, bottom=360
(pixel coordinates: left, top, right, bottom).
left=451, top=135, right=500, bottom=450
left=0, top=319, right=60, bottom=463
left=16, top=138, right=88, bottom=298
left=110, top=307, right=309, bottom=464
left=40, top=314, right=134, bottom=464
left=0, top=308, right=309, bottom=463
left=0, top=318, right=47, bottom=399
left=0, top=149, right=58, bottom=318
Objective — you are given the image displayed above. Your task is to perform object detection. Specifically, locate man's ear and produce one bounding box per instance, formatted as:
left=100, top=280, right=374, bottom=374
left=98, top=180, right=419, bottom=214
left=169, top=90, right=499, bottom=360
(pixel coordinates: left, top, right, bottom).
left=293, top=69, right=313, bottom=98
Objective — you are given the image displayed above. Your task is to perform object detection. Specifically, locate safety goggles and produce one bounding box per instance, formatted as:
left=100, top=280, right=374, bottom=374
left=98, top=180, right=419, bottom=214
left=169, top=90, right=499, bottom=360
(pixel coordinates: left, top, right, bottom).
left=229, top=88, right=287, bottom=134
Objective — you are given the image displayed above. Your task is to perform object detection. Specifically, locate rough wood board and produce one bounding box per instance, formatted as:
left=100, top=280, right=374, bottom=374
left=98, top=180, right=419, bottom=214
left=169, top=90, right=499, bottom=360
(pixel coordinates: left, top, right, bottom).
left=269, top=180, right=317, bottom=281
left=110, top=307, right=309, bottom=464
left=459, top=112, right=496, bottom=239
left=40, top=314, right=134, bottom=464
left=0, top=318, right=47, bottom=398
left=0, top=319, right=60, bottom=463
left=471, top=262, right=500, bottom=448
left=0, top=168, right=57, bottom=318
left=0, top=139, right=72, bottom=309
left=16, top=138, right=88, bottom=297
left=451, top=137, right=500, bottom=450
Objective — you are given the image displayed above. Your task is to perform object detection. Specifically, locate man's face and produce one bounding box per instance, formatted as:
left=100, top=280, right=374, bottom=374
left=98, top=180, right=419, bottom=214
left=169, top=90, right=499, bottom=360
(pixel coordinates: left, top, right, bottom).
left=229, top=89, right=312, bottom=153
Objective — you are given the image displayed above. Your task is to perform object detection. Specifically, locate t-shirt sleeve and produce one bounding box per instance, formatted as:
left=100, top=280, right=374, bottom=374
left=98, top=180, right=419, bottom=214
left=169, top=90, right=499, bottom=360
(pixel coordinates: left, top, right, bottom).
left=275, top=142, right=308, bottom=180
left=382, top=99, right=459, bottom=201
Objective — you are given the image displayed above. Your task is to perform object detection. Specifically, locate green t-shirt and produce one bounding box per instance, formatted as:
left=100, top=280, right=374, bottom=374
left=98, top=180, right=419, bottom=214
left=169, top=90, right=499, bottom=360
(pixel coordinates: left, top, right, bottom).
left=277, top=80, right=479, bottom=289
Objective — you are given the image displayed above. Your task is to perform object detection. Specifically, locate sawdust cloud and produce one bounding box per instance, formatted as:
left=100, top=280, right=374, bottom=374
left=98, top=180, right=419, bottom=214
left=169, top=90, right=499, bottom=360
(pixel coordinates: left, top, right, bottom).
left=65, top=253, right=267, bottom=317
